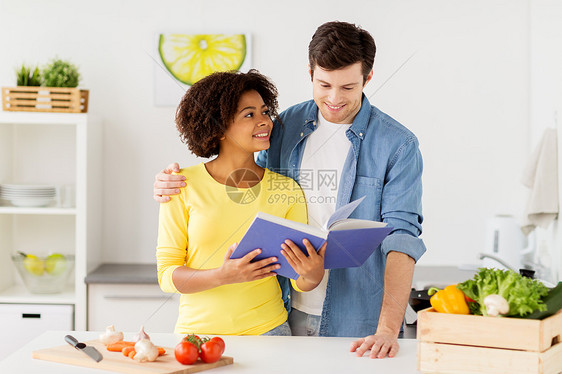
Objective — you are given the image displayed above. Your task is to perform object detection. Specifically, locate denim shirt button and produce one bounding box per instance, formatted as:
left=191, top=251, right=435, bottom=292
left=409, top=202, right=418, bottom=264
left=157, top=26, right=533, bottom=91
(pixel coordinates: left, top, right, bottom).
left=300, top=132, right=304, bottom=137
left=359, top=132, right=363, bottom=137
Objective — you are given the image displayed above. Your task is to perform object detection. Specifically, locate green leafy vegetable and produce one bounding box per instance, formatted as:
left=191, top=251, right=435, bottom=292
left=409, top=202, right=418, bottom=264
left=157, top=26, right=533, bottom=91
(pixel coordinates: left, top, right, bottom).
left=522, top=282, right=562, bottom=319
left=457, top=268, right=549, bottom=317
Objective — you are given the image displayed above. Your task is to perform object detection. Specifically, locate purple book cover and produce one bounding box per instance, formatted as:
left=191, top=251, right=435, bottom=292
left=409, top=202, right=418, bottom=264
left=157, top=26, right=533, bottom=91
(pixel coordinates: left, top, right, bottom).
left=230, top=197, right=393, bottom=279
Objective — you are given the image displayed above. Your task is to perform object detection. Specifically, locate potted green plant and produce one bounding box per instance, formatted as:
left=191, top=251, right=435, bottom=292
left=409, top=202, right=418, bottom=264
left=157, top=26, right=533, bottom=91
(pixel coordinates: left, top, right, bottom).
left=41, top=58, right=81, bottom=88
left=15, top=64, right=41, bottom=87
left=3, top=58, right=88, bottom=113
left=7, top=64, right=43, bottom=109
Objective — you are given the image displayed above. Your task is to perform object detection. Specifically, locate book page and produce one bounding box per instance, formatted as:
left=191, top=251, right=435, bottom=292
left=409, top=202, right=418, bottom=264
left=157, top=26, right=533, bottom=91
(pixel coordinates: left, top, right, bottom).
left=329, top=218, right=387, bottom=231
left=324, top=196, right=366, bottom=230
left=256, top=212, right=327, bottom=238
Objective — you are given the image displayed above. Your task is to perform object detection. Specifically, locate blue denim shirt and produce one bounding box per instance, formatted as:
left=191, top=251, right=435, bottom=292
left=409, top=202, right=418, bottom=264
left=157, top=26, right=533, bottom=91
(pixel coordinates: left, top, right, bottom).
left=256, top=95, right=426, bottom=337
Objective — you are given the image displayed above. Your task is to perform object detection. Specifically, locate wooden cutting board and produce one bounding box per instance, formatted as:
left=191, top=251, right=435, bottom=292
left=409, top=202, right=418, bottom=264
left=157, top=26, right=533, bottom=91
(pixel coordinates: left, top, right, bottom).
left=32, top=340, right=233, bottom=374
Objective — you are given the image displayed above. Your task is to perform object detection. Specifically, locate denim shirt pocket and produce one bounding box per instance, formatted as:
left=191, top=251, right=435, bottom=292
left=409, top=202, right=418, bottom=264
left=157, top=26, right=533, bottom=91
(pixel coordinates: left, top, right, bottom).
left=352, top=175, right=382, bottom=221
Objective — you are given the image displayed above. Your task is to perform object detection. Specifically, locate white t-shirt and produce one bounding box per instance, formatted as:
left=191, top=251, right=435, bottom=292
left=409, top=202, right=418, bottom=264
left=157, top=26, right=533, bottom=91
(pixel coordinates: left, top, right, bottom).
left=291, top=111, right=351, bottom=315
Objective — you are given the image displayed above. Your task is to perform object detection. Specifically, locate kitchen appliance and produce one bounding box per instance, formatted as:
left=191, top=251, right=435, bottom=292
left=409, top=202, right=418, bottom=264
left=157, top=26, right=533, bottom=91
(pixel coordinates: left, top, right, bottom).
left=481, top=215, right=534, bottom=271
left=409, top=289, right=432, bottom=313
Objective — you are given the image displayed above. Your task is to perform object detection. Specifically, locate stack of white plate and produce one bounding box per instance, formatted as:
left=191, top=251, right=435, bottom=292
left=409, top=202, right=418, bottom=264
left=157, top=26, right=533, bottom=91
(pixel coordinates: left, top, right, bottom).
left=0, top=184, right=56, bottom=207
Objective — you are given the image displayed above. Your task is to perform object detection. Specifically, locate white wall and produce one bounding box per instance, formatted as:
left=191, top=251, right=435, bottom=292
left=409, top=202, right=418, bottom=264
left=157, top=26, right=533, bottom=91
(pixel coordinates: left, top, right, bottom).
left=0, top=0, right=550, bottom=268
left=529, top=0, right=562, bottom=282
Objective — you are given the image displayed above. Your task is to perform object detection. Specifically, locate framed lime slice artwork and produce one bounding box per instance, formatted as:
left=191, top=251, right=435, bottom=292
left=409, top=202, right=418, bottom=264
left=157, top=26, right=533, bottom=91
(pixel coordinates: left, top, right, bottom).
left=159, top=34, right=247, bottom=86
left=151, top=31, right=252, bottom=107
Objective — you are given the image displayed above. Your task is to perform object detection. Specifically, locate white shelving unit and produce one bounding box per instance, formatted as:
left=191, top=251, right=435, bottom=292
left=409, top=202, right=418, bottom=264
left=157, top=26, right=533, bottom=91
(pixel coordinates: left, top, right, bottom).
left=0, top=111, right=102, bottom=330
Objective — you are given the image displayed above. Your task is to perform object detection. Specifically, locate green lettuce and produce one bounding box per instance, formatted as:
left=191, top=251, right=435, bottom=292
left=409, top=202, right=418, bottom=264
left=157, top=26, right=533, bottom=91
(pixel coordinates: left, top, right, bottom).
left=457, top=268, right=549, bottom=317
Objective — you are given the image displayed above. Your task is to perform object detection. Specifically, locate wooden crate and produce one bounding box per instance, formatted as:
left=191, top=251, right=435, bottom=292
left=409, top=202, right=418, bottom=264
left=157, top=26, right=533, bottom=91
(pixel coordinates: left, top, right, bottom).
left=2, top=86, right=89, bottom=113
left=417, top=308, right=562, bottom=374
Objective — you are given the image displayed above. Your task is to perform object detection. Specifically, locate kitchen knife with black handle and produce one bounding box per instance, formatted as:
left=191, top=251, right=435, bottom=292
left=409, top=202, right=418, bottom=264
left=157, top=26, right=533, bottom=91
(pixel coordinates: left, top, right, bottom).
left=64, top=335, right=103, bottom=362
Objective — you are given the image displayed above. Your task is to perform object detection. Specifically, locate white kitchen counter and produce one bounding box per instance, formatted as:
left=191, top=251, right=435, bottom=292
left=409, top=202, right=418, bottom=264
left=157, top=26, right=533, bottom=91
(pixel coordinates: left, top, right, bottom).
left=0, top=331, right=421, bottom=373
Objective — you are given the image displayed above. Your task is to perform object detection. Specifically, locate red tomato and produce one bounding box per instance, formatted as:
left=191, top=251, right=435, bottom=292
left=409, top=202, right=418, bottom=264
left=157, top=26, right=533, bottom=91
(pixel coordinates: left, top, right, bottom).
left=174, top=341, right=199, bottom=365
left=210, top=337, right=225, bottom=355
left=200, top=341, right=222, bottom=363
left=184, top=334, right=203, bottom=348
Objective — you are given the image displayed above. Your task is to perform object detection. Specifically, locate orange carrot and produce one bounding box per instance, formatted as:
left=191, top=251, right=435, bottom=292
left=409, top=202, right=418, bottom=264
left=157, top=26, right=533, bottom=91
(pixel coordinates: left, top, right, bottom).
left=110, top=341, right=165, bottom=359
left=106, top=341, right=136, bottom=352
left=122, top=346, right=135, bottom=357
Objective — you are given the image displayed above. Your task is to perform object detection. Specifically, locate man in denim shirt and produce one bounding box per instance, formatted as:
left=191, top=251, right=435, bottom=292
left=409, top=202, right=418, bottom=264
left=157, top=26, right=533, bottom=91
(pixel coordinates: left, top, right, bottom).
left=154, top=21, right=425, bottom=359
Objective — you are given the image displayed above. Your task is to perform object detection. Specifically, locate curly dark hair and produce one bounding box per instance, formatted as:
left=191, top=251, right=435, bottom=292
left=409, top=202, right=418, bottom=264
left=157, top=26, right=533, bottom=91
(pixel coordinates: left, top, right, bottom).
left=175, top=69, right=280, bottom=158
left=308, top=21, right=376, bottom=83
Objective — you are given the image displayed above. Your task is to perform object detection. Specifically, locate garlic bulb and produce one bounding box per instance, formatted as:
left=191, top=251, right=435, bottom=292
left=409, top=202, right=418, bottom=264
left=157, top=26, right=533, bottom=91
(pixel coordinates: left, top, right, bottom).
left=133, top=325, right=150, bottom=342
left=134, top=338, right=159, bottom=362
left=99, top=325, right=124, bottom=345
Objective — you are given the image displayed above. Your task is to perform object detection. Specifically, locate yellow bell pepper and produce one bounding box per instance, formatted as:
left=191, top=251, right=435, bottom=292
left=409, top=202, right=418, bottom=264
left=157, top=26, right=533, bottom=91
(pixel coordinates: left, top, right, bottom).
left=427, top=285, right=470, bottom=314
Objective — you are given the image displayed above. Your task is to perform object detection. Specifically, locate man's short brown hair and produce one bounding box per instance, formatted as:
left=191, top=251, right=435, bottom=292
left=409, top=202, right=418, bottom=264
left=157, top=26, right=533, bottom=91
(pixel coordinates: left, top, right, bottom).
left=308, top=21, right=376, bottom=82
left=175, top=69, right=280, bottom=158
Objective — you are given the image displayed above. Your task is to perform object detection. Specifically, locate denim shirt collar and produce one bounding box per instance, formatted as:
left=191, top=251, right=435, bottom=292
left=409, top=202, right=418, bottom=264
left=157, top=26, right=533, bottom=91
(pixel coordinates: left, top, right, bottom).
left=349, top=94, right=371, bottom=140
left=302, top=105, right=317, bottom=134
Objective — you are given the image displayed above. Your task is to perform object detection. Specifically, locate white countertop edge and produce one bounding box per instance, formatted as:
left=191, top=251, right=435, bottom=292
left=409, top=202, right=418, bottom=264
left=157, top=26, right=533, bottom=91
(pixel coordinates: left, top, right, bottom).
left=0, top=330, right=421, bottom=373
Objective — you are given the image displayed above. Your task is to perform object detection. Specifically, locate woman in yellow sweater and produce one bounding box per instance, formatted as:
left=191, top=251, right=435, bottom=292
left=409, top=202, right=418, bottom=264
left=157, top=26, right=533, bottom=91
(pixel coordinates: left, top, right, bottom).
left=156, top=70, right=326, bottom=336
